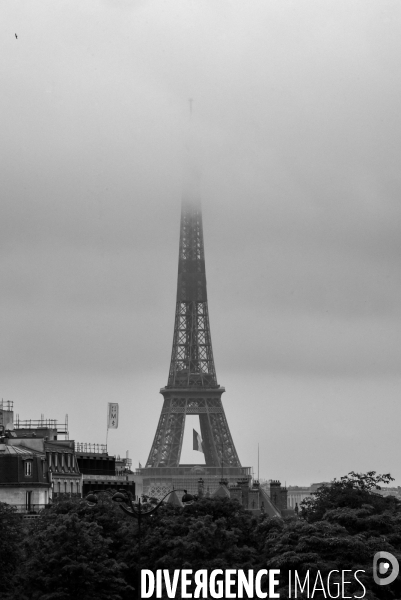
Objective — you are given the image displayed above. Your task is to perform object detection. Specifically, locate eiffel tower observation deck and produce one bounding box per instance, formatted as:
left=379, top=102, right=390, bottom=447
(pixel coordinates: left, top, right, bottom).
left=140, top=131, right=251, bottom=499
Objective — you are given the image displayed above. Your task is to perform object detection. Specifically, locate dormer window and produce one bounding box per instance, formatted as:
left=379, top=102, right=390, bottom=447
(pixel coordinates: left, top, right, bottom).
left=25, top=460, right=33, bottom=477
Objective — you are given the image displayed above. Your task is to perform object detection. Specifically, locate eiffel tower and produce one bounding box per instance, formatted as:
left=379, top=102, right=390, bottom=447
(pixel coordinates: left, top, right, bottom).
left=141, top=187, right=251, bottom=499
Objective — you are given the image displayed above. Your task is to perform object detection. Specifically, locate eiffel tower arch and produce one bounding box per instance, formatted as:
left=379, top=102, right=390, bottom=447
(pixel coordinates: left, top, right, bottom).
left=140, top=197, right=251, bottom=499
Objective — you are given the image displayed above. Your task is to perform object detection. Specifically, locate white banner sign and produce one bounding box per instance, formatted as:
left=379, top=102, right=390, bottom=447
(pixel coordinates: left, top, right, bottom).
left=107, top=403, right=119, bottom=429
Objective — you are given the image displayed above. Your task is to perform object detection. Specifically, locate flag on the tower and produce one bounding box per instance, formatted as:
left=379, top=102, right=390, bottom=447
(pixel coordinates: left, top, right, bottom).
left=193, top=429, right=203, bottom=453
left=107, top=403, right=119, bottom=429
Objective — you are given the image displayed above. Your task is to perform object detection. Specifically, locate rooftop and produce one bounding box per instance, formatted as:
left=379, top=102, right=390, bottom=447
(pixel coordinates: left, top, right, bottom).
left=0, top=443, right=44, bottom=456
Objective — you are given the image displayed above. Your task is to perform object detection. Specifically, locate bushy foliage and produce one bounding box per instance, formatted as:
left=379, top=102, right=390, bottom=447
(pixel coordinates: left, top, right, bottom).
left=19, top=512, right=130, bottom=600
left=285, top=472, right=401, bottom=600
left=1, top=474, right=401, bottom=600
left=0, top=502, right=24, bottom=599
left=301, top=471, right=395, bottom=523
left=139, top=497, right=258, bottom=572
left=15, top=495, right=134, bottom=600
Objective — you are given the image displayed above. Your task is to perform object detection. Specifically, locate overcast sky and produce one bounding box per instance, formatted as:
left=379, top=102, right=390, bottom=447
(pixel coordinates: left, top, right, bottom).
left=1, top=0, right=401, bottom=486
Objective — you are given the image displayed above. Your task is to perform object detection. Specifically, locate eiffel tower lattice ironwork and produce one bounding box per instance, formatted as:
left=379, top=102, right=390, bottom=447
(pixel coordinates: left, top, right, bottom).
left=145, top=197, right=242, bottom=470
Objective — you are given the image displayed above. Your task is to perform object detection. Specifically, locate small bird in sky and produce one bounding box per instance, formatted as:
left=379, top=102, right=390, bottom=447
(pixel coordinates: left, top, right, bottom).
left=15, top=33, right=18, bottom=39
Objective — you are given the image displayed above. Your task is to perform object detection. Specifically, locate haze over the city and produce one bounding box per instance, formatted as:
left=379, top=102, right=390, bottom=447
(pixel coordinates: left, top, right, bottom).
left=1, top=0, right=401, bottom=485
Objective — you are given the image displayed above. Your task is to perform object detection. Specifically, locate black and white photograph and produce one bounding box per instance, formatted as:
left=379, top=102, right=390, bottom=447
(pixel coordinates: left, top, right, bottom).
left=1, top=1, right=401, bottom=598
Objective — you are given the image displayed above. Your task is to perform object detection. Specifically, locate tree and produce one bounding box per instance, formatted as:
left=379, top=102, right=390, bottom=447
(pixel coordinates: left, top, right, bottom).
left=9, top=474, right=401, bottom=600
left=254, top=471, right=401, bottom=600
left=17, top=508, right=132, bottom=600
left=122, top=497, right=259, bottom=599
left=0, top=502, right=24, bottom=599
left=301, top=471, right=395, bottom=523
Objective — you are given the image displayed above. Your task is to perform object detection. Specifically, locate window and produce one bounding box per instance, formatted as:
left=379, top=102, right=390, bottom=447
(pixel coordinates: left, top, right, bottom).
left=76, top=481, right=80, bottom=494
left=67, top=454, right=71, bottom=469
left=70, top=482, right=73, bottom=494
left=54, top=453, right=58, bottom=468
left=25, top=461, right=33, bottom=477
left=64, top=481, right=67, bottom=493
left=61, top=454, right=65, bottom=469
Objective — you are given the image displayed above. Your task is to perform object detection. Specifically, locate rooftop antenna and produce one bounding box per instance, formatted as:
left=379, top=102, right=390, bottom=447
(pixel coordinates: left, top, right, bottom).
left=258, top=443, right=259, bottom=481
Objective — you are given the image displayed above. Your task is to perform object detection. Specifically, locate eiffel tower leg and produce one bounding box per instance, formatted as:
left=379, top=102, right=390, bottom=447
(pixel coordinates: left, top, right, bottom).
left=146, top=409, right=185, bottom=468
left=199, top=413, right=219, bottom=466
left=208, top=412, right=241, bottom=468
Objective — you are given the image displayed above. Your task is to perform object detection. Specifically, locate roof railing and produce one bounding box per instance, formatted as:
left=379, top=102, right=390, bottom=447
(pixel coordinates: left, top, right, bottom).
left=15, top=414, right=69, bottom=437
left=75, top=443, right=108, bottom=454
left=0, top=400, right=14, bottom=411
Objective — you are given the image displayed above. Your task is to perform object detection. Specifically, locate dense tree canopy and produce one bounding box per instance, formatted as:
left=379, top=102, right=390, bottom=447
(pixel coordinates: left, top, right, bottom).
left=19, top=511, right=131, bottom=600
left=0, top=502, right=24, bottom=600
left=301, top=471, right=396, bottom=523
left=1, top=473, right=400, bottom=599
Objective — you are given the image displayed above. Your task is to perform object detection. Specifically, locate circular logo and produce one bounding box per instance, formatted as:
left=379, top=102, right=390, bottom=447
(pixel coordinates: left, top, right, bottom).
left=373, top=552, right=399, bottom=586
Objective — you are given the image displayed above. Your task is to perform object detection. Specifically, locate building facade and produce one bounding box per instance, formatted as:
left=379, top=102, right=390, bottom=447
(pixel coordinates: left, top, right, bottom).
left=0, top=440, right=50, bottom=513
left=46, top=440, right=82, bottom=498
left=0, top=403, right=141, bottom=509
left=75, top=444, right=139, bottom=498
left=210, top=478, right=292, bottom=518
